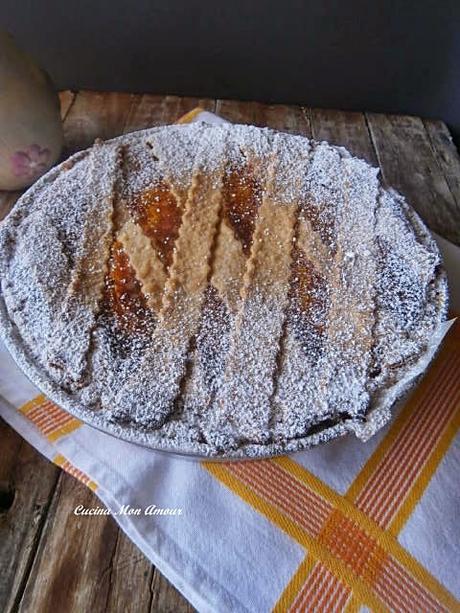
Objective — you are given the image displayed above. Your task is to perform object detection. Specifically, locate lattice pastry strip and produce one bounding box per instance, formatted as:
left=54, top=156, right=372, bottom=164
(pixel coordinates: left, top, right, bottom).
left=273, top=144, right=346, bottom=431
left=321, top=158, right=379, bottom=418
left=114, top=127, right=209, bottom=315
left=179, top=131, right=272, bottom=418
left=117, top=219, right=167, bottom=312
left=209, top=134, right=312, bottom=445
left=274, top=147, right=380, bottom=436
left=113, top=127, right=229, bottom=426
left=45, top=141, right=123, bottom=386
left=178, top=227, right=245, bottom=419
left=211, top=220, right=247, bottom=314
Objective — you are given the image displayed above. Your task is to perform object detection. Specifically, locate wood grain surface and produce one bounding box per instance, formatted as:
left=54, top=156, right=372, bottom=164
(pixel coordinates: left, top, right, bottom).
left=1, top=91, right=459, bottom=613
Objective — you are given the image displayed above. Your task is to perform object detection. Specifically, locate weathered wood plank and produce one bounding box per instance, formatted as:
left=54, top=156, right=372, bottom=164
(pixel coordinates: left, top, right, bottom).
left=63, top=90, right=137, bottom=154
left=424, top=118, right=460, bottom=211
left=17, top=473, right=118, bottom=613
left=215, top=99, right=263, bottom=125
left=0, top=420, right=60, bottom=613
left=150, top=568, right=196, bottom=613
left=122, top=93, right=169, bottom=132
left=309, top=108, right=377, bottom=166
left=104, top=534, right=154, bottom=613
left=124, top=94, right=216, bottom=133
left=15, top=468, right=196, bottom=613
left=258, top=103, right=311, bottom=135
left=216, top=99, right=311, bottom=136
left=103, top=528, right=197, bottom=613
left=160, top=95, right=216, bottom=124
left=366, top=112, right=460, bottom=245
left=58, top=90, right=77, bottom=121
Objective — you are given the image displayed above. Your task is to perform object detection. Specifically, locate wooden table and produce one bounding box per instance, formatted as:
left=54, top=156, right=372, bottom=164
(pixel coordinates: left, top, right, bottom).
left=1, top=91, right=460, bottom=613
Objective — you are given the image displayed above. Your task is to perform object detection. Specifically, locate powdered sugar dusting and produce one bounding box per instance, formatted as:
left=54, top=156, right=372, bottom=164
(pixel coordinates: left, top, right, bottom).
left=0, top=122, right=448, bottom=458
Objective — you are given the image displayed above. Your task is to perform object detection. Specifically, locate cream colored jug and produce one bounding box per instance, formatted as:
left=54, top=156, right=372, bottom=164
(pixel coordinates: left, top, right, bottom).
left=0, top=31, right=63, bottom=190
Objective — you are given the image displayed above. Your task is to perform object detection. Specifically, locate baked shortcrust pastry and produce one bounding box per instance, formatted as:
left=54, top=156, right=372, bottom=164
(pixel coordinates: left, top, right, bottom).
left=0, top=123, right=448, bottom=458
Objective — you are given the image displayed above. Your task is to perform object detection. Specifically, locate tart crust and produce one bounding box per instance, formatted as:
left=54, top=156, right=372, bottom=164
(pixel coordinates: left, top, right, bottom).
left=0, top=123, right=449, bottom=458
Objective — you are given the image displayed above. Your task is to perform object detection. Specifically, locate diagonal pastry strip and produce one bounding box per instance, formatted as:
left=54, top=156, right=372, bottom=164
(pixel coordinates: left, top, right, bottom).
left=114, top=127, right=228, bottom=426
left=179, top=221, right=246, bottom=420
left=180, top=132, right=273, bottom=419
left=211, top=131, right=273, bottom=313
left=45, top=141, right=123, bottom=386
left=117, top=219, right=167, bottom=312
left=117, top=124, right=209, bottom=312
left=274, top=147, right=380, bottom=435
left=209, top=134, right=312, bottom=446
left=273, top=144, right=345, bottom=430
left=322, top=157, right=379, bottom=420
left=211, top=220, right=247, bottom=314
left=148, top=123, right=208, bottom=207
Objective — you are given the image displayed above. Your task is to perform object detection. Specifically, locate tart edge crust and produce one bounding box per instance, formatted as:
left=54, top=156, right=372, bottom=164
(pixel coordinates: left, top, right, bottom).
left=0, top=125, right=449, bottom=459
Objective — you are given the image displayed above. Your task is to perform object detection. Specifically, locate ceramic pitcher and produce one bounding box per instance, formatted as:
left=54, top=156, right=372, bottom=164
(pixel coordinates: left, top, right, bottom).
left=0, top=31, right=63, bottom=191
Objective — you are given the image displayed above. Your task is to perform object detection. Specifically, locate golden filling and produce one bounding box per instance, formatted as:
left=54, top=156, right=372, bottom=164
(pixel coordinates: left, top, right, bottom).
left=105, top=165, right=321, bottom=341
left=127, top=180, right=182, bottom=268
left=105, top=240, right=149, bottom=331
left=222, top=164, right=262, bottom=254
left=289, top=247, right=328, bottom=347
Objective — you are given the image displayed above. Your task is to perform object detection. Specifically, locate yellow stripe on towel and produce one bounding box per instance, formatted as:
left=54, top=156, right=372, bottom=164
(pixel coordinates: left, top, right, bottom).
left=20, top=395, right=82, bottom=441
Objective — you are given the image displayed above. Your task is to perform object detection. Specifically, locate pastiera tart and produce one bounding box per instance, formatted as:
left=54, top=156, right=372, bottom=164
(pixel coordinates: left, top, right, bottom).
left=0, top=123, right=448, bottom=458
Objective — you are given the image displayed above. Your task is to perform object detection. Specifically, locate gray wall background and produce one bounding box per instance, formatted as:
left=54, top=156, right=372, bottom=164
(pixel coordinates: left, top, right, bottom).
left=3, top=0, right=460, bottom=142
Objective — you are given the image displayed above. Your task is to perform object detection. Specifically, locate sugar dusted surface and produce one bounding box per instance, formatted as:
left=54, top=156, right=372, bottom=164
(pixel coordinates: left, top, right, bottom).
left=0, top=123, right=448, bottom=458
